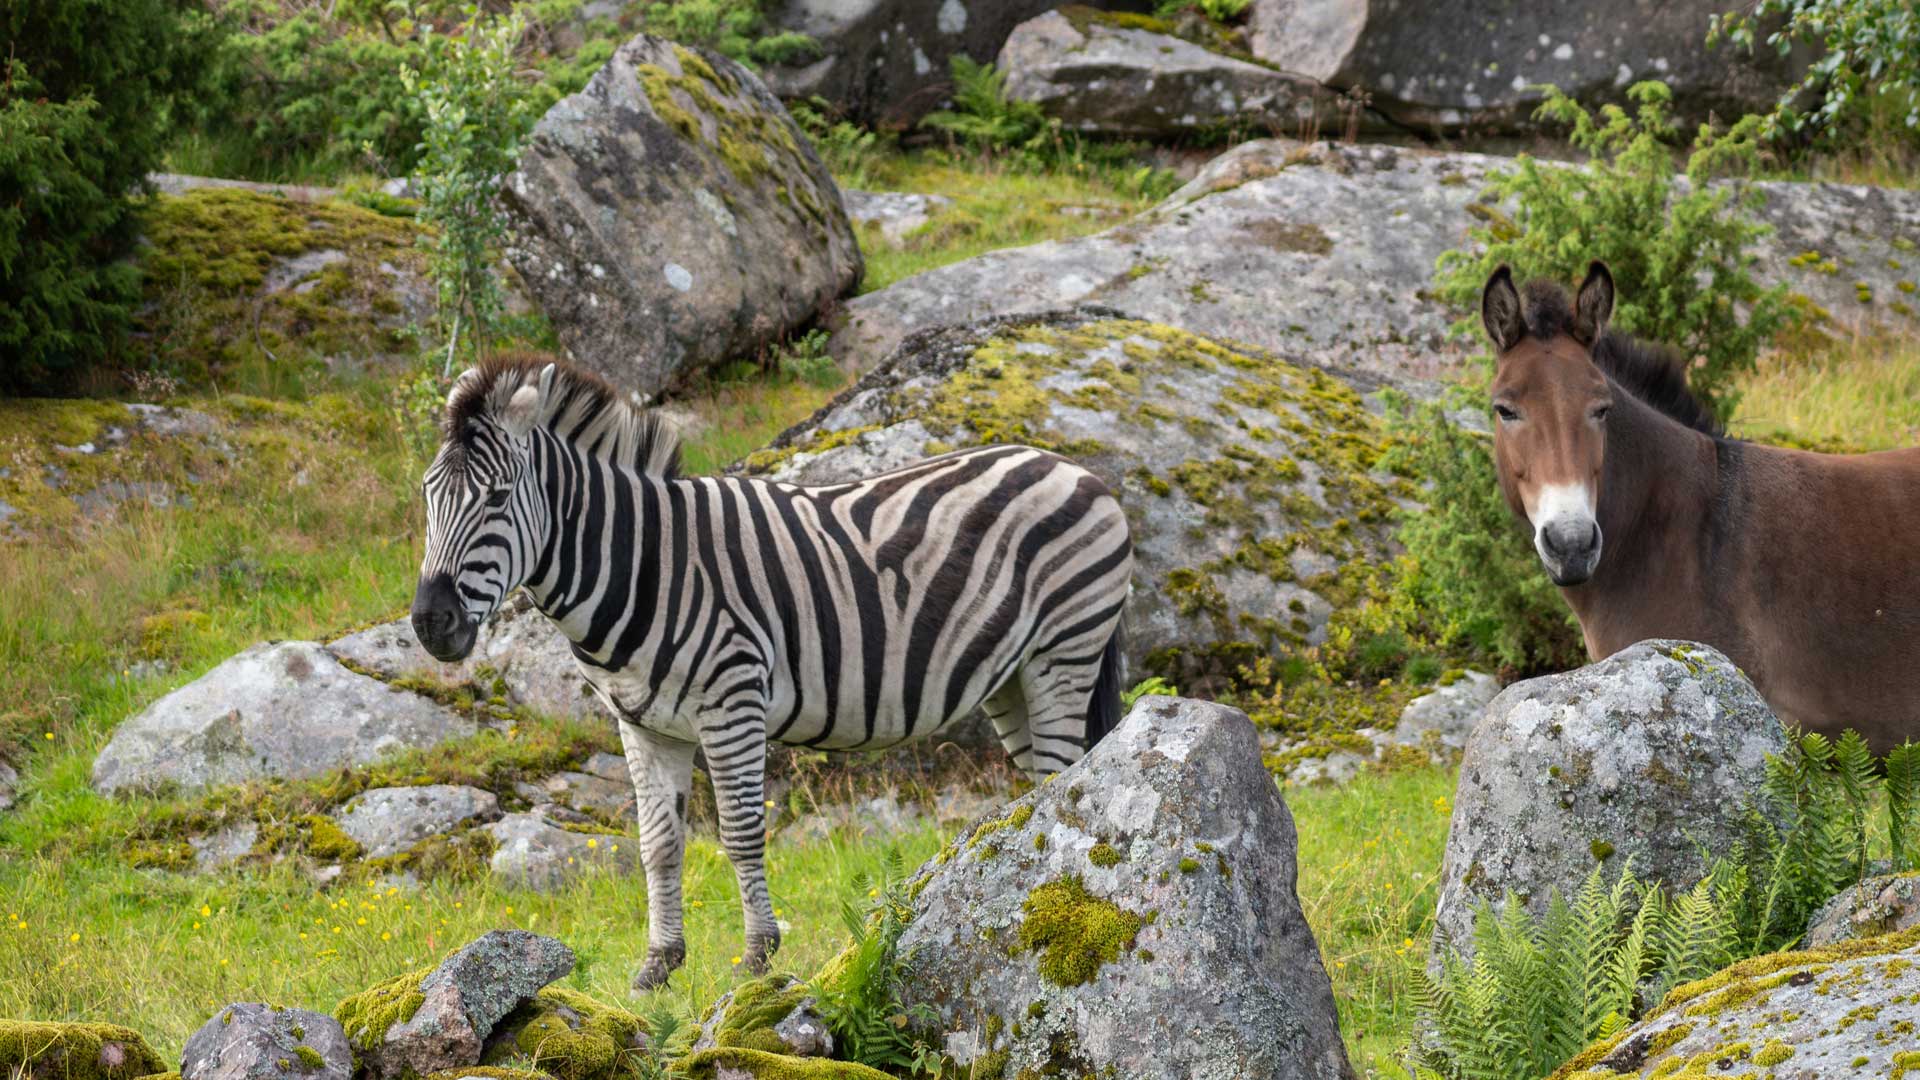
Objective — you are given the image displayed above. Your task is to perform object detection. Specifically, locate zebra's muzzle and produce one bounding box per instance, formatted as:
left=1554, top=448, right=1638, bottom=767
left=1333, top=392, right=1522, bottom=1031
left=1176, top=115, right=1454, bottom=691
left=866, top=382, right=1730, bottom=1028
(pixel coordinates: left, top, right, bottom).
left=411, top=573, right=479, bottom=661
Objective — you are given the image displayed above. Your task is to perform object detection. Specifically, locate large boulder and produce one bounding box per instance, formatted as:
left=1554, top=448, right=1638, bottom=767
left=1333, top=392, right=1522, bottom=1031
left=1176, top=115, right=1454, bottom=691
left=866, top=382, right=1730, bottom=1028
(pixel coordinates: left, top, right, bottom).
left=1548, top=926, right=1920, bottom=1079
left=749, top=311, right=1411, bottom=684
left=834, top=138, right=1920, bottom=379
left=92, top=641, right=475, bottom=795
left=182, top=1003, right=353, bottom=1080
left=758, top=0, right=1063, bottom=127
left=996, top=8, right=1338, bottom=137
left=328, top=598, right=598, bottom=723
left=1432, top=641, right=1787, bottom=957
left=503, top=34, right=861, bottom=397
left=1805, top=873, right=1920, bottom=948
left=1245, top=0, right=1801, bottom=133
left=336, top=931, right=576, bottom=1080
left=893, top=695, right=1353, bottom=1079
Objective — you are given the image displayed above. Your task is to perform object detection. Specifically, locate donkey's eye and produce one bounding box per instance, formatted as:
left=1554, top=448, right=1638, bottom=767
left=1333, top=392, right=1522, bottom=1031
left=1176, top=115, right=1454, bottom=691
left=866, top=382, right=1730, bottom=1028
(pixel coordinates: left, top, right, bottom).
left=485, top=487, right=512, bottom=509
left=1591, top=406, right=1611, bottom=423
left=1493, top=404, right=1519, bottom=422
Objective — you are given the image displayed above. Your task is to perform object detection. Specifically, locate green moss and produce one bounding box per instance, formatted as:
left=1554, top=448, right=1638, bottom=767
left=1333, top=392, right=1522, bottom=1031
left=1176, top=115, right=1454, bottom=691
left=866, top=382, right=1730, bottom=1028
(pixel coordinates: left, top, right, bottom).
left=1749, top=1039, right=1792, bottom=1067
left=1086, top=842, right=1123, bottom=868
left=0, top=1022, right=167, bottom=1080
left=334, top=969, right=428, bottom=1051
left=1178, top=858, right=1200, bottom=874
left=634, top=46, right=807, bottom=191
left=675, top=1048, right=893, bottom=1079
left=299, top=814, right=363, bottom=862
left=485, top=987, right=646, bottom=1080
left=1590, top=840, right=1616, bottom=862
left=710, top=976, right=808, bottom=1051
left=967, top=804, right=1034, bottom=851
left=425, top=1070, right=557, bottom=1080
left=1015, top=875, right=1142, bottom=987
left=292, top=1047, right=325, bottom=1071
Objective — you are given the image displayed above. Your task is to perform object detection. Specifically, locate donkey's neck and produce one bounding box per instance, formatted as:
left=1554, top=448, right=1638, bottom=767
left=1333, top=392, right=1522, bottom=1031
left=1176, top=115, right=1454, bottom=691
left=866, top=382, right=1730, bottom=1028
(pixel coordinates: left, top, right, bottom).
left=1562, top=387, right=1731, bottom=657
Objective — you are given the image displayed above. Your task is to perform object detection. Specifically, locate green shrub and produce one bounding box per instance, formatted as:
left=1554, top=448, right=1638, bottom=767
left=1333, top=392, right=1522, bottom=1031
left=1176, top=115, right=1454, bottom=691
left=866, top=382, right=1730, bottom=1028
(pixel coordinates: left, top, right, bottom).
left=1711, top=0, right=1919, bottom=139
left=1381, top=388, right=1585, bottom=676
left=0, top=0, right=210, bottom=391
left=639, top=0, right=820, bottom=68
left=1433, top=80, right=1796, bottom=420
left=812, top=855, right=940, bottom=1073
left=1155, top=0, right=1252, bottom=22
left=771, top=329, right=840, bottom=389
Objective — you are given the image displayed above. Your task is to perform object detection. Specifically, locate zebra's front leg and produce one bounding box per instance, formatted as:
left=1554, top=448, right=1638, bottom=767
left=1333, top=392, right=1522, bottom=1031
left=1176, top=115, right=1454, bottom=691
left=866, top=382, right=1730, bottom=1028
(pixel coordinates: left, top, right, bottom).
left=620, top=721, right=698, bottom=993
left=700, top=702, right=780, bottom=975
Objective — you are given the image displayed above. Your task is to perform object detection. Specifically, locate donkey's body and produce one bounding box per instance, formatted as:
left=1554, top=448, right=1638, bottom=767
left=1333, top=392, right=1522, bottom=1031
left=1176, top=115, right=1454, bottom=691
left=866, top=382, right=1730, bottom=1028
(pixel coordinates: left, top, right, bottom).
left=1483, top=263, right=1920, bottom=751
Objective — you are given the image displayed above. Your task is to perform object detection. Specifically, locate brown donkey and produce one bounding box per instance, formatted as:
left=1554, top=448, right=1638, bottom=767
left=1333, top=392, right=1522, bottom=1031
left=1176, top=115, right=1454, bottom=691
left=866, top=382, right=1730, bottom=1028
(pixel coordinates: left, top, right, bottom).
left=1482, top=261, right=1920, bottom=752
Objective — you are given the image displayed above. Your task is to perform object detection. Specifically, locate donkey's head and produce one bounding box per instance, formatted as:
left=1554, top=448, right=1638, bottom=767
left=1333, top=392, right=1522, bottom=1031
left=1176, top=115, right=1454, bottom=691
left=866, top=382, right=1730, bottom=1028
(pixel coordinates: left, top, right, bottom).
left=411, top=359, right=557, bottom=661
left=1482, top=261, right=1617, bottom=586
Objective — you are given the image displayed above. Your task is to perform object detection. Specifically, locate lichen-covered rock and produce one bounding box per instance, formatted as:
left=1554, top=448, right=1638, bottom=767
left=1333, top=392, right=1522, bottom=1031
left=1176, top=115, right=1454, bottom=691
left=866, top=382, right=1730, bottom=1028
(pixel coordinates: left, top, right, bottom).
left=503, top=34, right=861, bottom=397
left=91, top=642, right=475, bottom=795
left=758, top=0, right=1062, bottom=127
left=673, top=1049, right=892, bottom=1080
left=487, top=813, right=639, bottom=891
left=336, top=931, right=576, bottom=1080
left=1806, top=873, right=1920, bottom=948
left=181, top=1003, right=352, bottom=1080
left=327, top=598, right=599, bottom=723
left=752, top=312, right=1409, bottom=684
left=892, top=695, right=1353, bottom=1079
left=1246, top=0, right=1800, bottom=133
left=336, top=785, right=502, bottom=860
left=833, top=138, right=1920, bottom=382
left=190, top=823, right=261, bottom=871
left=1432, top=640, right=1786, bottom=957
left=1548, top=926, right=1920, bottom=1079
left=996, top=8, right=1338, bottom=137
left=688, top=976, right=833, bottom=1059
left=1386, top=670, right=1498, bottom=758
left=480, top=988, right=649, bottom=1080
left=0, top=759, right=18, bottom=812
left=0, top=1021, right=166, bottom=1080
left=840, top=190, right=953, bottom=247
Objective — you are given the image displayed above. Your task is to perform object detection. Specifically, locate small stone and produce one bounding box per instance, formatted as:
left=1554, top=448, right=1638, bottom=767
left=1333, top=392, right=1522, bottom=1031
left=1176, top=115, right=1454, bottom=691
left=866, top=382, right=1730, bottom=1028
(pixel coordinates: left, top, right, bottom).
left=487, top=813, right=638, bottom=891
left=336, top=786, right=501, bottom=860
left=190, top=823, right=261, bottom=871
left=182, top=1003, right=352, bottom=1080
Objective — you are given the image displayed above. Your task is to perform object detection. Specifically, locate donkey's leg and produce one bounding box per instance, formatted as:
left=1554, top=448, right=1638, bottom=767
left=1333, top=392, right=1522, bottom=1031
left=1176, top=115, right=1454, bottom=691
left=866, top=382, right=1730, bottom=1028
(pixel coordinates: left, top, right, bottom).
left=981, top=680, right=1034, bottom=775
left=1018, top=645, right=1108, bottom=780
left=698, top=683, right=781, bottom=975
left=621, top=721, right=698, bottom=992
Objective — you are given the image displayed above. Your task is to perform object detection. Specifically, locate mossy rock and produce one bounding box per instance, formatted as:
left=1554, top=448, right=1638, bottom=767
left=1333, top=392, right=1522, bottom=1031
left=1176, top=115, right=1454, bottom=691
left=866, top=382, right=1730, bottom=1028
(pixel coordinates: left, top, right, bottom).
left=334, top=969, right=428, bottom=1052
left=0, top=1021, right=167, bottom=1080
left=1549, top=925, right=1920, bottom=1078
left=426, top=1069, right=557, bottom=1080
left=687, top=975, right=830, bottom=1060
left=672, top=1048, right=893, bottom=1080
left=481, top=988, right=647, bottom=1080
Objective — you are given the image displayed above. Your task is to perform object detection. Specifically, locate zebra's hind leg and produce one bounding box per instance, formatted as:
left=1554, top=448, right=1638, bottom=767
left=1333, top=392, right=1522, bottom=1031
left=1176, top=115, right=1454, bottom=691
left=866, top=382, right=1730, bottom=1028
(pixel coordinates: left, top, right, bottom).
left=620, top=722, right=698, bottom=993
left=982, top=680, right=1034, bottom=775
left=1018, top=647, right=1108, bottom=780
left=699, top=702, right=781, bottom=975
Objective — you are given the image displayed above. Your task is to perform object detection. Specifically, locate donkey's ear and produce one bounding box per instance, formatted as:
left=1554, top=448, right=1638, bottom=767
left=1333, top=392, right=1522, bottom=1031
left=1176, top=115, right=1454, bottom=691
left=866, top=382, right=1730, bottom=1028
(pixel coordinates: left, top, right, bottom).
left=1573, top=260, right=1614, bottom=347
left=1481, top=265, right=1526, bottom=354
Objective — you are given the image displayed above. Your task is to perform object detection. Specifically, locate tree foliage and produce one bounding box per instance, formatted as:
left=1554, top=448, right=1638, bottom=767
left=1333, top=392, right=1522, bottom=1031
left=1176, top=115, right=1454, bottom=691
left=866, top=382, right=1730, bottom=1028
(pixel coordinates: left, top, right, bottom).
left=1712, top=0, right=1920, bottom=139
left=0, top=0, right=210, bottom=391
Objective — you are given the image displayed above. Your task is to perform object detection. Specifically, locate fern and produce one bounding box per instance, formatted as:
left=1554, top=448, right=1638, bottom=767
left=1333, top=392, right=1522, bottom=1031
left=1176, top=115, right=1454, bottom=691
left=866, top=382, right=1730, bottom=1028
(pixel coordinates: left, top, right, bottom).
left=920, top=56, right=1049, bottom=151
left=1887, top=743, right=1920, bottom=870
left=812, top=851, right=939, bottom=1071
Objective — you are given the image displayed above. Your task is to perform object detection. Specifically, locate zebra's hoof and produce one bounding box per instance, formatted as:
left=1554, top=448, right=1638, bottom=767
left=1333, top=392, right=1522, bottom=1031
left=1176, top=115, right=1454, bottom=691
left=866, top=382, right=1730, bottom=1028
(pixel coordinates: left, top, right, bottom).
left=630, top=945, right=685, bottom=993
left=736, top=932, right=780, bottom=976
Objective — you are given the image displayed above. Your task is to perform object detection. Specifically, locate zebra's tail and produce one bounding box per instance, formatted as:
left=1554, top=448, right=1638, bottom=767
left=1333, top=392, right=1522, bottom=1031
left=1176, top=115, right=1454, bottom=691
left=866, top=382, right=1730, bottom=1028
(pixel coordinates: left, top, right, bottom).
left=1086, top=626, right=1125, bottom=749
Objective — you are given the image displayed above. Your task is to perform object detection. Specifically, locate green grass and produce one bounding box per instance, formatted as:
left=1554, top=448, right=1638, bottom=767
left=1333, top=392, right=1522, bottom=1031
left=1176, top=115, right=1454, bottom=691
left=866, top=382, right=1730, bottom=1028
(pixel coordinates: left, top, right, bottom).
left=1291, top=764, right=1457, bottom=1080
left=832, top=152, right=1169, bottom=294
left=1732, top=335, right=1920, bottom=451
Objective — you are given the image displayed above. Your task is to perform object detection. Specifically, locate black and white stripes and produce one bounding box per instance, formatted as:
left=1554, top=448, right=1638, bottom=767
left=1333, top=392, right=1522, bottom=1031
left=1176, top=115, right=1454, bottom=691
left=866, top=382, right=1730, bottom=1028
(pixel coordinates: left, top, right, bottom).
left=410, top=356, right=1134, bottom=989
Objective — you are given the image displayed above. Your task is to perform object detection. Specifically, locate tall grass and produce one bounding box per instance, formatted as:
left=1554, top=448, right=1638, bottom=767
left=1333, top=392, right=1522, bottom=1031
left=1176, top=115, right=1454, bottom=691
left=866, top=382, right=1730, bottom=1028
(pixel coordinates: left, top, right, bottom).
left=1733, top=334, right=1920, bottom=451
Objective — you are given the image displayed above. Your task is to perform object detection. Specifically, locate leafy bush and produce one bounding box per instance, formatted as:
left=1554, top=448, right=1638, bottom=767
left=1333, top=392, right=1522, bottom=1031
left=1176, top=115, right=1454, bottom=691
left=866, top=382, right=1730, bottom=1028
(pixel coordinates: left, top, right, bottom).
left=1711, top=0, right=1919, bottom=139
left=812, top=855, right=940, bottom=1073
left=1415, top=728, right=1920, bottom=1080
left=639, top=0, right=820, bottom=68
left=0, top=0, right=210, bottom=391
left=401, top=9, right=539, bottom=368
left=771, top=329, right=841, bottom=389
left=1433, top=80, right=1796, bottom=420
left=1381, top=388, right=1585, bottom=676
left=1155, top=0, right=1252, bottom=22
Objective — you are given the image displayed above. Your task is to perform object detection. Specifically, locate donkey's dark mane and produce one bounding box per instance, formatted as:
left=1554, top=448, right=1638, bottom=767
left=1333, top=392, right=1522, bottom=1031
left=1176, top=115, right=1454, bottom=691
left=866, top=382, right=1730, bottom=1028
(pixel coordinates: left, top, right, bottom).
left=1520, top=280, right=1723, bottom=437
left=443, top=352, right=683, bottom=478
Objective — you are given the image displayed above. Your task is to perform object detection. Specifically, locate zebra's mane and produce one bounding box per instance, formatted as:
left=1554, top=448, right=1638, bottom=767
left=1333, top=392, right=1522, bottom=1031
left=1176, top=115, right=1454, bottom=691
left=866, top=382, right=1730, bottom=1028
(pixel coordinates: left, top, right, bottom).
left=444, top=352, right=683, bottom=479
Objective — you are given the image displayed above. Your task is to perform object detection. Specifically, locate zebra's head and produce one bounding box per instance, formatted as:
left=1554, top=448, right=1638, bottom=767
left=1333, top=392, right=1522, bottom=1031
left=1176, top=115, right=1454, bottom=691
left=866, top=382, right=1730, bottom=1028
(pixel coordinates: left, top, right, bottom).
left=411, top=361, right=556, bottom=662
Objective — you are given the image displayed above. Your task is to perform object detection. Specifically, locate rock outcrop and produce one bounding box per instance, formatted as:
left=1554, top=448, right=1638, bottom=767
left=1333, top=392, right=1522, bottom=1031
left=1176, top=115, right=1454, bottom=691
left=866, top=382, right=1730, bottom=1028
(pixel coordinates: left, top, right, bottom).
left=335, top=786, right=502, bottom=861
left=752, top=312, right=1411, bottom=684
left=1805, top=873, right=1920, bottom=948
left=328, top=600, right=597, bottom=724
left=893, top=695, right=1353, bottom=1079
left=503, top=34, right=861, bottom=397
left=1245, top=0, right=1801, bottom=133
left=1432, top=641, right=1787, bottom=956
left=997, top=8, right=1337, bottom=137
left=336, top=931, right=576, bottom=1080
left=487, top=813, right=639, bottom=891
left=182, top=1004, right=353, bottom=1080
left=92, top=642, right=475, bottom=795
left=1548, top=926, right=1920, bottom=1079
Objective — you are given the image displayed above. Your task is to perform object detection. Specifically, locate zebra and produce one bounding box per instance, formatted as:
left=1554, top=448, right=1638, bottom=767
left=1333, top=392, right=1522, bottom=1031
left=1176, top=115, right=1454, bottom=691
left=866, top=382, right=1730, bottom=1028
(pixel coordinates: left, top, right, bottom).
left=409, top=355, right=1135, bottom=990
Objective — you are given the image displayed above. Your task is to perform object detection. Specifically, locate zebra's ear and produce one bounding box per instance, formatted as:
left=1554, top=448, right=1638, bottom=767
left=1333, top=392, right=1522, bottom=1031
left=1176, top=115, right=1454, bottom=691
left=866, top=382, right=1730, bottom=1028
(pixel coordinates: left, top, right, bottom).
left=502, top=383, right=541, bottom=439
left=446, top=367, right=481, bottom=409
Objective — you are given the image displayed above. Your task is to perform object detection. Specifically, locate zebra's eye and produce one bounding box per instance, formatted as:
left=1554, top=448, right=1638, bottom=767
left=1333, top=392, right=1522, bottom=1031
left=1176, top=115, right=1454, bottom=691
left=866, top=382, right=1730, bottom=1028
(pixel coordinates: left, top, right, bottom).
left=485, top=487, right=512, bottom=509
